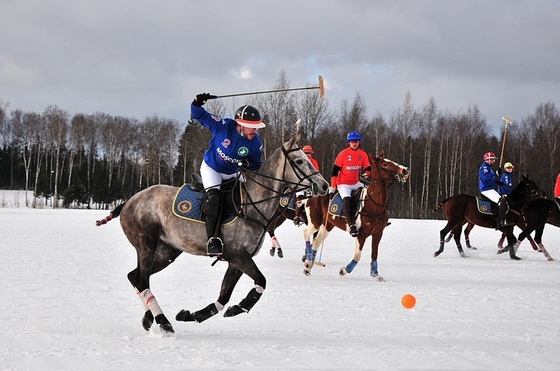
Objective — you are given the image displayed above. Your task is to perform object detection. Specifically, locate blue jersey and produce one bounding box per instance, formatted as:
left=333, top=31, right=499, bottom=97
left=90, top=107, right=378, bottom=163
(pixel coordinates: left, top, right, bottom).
left=191, top=104, right=263, bottom=175
left=498, top=172, right=513, bottom=195
left=478, top=161, right=496, bottom=192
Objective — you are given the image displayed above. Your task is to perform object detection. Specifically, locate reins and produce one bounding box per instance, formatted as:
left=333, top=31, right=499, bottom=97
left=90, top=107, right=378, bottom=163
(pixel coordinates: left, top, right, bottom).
left=230, top=145, right=320, bottom=232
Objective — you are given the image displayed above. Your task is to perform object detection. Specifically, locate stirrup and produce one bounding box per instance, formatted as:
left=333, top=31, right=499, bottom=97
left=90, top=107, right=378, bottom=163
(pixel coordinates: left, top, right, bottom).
left=206, top=237, right=223, bottom=256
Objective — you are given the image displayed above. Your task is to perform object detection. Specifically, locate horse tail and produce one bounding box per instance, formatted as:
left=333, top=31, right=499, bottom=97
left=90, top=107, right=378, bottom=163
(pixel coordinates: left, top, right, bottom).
left=96, top=202, right=126, bottom=226
left=434, top=197, right=451, bottom=212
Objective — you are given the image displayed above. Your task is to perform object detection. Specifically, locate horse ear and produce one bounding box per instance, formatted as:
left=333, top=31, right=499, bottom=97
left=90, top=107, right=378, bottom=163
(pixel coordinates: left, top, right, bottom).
left=522, top=174, right=528, bottom=181
left=379, top=149, right=385, bottom=158
left=287, top=131, right=300, bottom=148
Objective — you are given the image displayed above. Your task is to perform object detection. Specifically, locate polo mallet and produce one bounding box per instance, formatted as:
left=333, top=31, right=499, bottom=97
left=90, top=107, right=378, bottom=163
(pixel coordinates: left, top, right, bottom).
left=314, top=214, right=329, bottom=267
left=211, top=75, right=325, bottom=99
left=498, top=117, right=512, bottom=168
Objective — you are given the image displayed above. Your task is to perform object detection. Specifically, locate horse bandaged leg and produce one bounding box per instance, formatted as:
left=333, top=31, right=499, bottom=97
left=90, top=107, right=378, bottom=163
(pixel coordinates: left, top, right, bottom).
left=137, top=288, right=173, bottom=332
left=224, top=285, right=264, bottom=317
left=138, top=288, right=163, bottom=317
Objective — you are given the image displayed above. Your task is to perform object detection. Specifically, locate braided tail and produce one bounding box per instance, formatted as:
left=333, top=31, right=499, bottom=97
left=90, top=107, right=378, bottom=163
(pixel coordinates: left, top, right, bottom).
left=96, top=203, right=126, bottom=226
left=434, top=197, right=451, bottom=212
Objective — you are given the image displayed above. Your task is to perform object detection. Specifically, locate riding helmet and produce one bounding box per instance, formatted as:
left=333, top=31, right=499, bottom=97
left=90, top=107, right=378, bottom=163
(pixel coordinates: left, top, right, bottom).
left=235, top=105, right=266, bottom=128
left=346, top=131, right=362, bottom=142
left=504, top=162, right=514, bottom=169
left=483, top=152, right=496, bottom=161
left=302, top=145, right=314, bottom=154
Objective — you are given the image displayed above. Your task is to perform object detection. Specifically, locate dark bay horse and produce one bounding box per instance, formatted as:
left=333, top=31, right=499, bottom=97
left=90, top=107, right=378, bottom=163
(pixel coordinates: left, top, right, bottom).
left=301, top=151, right=409, bottom=281
left=457, top=198, right=559, bottom=261
left=434, top=175, right=542, bottom=260
left=97, top=133, right=329, bottom=333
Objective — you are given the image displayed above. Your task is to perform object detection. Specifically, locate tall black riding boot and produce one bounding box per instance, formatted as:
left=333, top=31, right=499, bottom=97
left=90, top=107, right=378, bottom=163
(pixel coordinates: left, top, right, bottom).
left=203, top=188, right=223, bottom=256
left=342, top=197, right=358, bottom=237
left=498, top=196, right=510, bottom=228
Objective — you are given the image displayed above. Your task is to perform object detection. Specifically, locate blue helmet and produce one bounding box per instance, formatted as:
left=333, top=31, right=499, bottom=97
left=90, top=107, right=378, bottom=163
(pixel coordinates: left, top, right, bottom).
left=346, top=131, right=362, bottom=142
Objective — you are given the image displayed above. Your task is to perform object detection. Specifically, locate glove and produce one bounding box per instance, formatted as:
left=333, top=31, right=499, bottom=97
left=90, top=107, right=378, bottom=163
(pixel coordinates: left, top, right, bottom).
left=362, top=171, right=371, bottom=180
left=192, top=93, right=217, bottom=107
left=238, top=159, right=250, bottom=169
left=330, top=176, right=338, bottom=189
left=328, top=187, right=336, bottom=194
left=496, top=180, right=505, bottom=186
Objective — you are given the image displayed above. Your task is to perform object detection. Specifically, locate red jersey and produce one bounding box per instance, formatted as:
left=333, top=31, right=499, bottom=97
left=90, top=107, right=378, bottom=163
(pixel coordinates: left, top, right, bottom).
left=332, top=147, right=370, bottom=186
left=309, top=157, right=319, bottom=171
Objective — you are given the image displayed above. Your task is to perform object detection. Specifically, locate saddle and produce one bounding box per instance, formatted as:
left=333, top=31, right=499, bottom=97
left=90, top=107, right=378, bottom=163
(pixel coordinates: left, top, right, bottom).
left=328, top=188, right=365, bottom=218
left=476, top=194, right=511, bottom=216
left=172, top=174, right=243, bottom=225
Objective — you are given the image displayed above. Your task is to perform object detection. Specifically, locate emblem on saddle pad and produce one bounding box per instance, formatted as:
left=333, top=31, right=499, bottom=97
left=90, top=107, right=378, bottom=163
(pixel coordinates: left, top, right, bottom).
left=476, top=197, right=494, bottom=215
left=328, top=189, right=366, bottom=217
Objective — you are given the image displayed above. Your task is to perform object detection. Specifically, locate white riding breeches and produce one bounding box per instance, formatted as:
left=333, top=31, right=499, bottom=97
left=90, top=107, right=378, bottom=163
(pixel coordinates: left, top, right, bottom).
left=337, top=182, right=364, bottom=199
left=481, top=189, right=501, bottom=204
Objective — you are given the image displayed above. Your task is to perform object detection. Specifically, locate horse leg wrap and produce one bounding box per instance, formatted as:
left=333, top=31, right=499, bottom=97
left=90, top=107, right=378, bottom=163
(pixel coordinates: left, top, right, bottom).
left=345, top=259, right=358, bottom=274
left=138, top=289, right=163, bottom=317
left=224, top=285, right=263, bottom=317
left=192, top=301, right=223, bottom=323
left=370, top=261, right=378, bottom=277
left=305, top=241, right=315, bottom=261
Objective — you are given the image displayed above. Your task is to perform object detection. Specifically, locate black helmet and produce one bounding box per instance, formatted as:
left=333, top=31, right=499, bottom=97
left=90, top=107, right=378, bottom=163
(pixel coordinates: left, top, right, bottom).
left=234, top=105, right=265, bottom=128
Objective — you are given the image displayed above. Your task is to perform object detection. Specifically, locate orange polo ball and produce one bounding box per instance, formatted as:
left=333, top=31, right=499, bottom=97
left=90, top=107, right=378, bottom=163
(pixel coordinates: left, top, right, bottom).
left=401, top=294, right=416, bottom=309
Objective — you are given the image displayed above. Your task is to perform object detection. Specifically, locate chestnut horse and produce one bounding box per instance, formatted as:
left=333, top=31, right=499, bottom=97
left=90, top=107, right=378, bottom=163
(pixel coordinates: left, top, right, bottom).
left=456, top=198, right=559, bottom=261
left=434, top=174, right=542, bottom=260
left=301, top=151, right=409, bottom=281
left=96, top=133, right=329, bottom=333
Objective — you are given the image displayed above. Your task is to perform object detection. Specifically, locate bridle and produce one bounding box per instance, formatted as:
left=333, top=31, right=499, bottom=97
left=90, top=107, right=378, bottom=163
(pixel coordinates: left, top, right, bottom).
left=231, top=145, right=322, bottom=231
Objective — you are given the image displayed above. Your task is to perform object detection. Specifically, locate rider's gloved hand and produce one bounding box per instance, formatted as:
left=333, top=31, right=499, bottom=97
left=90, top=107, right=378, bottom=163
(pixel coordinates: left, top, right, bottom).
left=192, top=93, right=217, bottom=107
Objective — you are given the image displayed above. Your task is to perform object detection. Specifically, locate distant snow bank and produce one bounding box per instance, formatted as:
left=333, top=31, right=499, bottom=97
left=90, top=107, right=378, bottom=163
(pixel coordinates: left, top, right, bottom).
left=0, top=190, right=112, bottom=209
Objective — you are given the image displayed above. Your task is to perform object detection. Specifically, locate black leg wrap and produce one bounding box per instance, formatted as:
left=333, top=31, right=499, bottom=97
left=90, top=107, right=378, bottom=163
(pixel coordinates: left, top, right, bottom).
left=141, top=310, right=154, bottom=331
left=224, top=288, right=262, bottom=317
left=176, top=303, right=219, bottom=323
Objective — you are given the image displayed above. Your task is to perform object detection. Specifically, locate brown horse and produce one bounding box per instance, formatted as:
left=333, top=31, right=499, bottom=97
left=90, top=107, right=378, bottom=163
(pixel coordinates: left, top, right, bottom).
left=96, top=133, right=329, bottom=333
left=456, top=198, right=559, bottom=261
left=301, top=151, right=409, bottom=281
left=434, top=175, right=542, bottom=260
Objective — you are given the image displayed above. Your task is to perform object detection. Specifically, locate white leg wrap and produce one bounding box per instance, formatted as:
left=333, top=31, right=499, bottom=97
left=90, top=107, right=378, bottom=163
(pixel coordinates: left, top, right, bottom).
left=255, top=285, right=264, bottom=294
left=214, top=301, right=224, bottom=311
left=138, top=289, right=163, bottom=317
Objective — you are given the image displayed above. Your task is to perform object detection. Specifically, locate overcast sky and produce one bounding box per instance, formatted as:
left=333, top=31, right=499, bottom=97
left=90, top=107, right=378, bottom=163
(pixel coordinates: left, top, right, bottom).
left=2, top=0, right=559, bottom=135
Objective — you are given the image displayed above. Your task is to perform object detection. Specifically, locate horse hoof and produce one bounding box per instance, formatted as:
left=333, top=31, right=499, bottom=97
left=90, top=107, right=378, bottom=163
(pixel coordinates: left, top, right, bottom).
left=434, top=251, right=442, bottom=257
left=460, top=252, right=468, bottom=258
left=141, top=310, right=154, bottom=331
left=511, top=256, right=522, bottom=261
left=159, top=323, right=175, bottom=333
left=371, top=275, right=385, bottom=282
left=269, top=247, right=275, bottom=256
left=339, top=267, right=347, bottom=276
left=175, top=309, right=196, bottom=322
left=277, top=248, right=284, bottom=258
left=303, top=269, right=311, bottom=276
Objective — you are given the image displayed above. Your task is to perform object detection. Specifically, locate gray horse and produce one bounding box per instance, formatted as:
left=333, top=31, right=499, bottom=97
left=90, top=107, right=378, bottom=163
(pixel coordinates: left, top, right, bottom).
left=98, top=133, right=329, bottom=333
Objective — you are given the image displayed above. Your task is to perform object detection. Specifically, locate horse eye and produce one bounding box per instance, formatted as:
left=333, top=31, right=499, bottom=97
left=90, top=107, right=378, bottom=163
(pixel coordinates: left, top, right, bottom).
left=295, top=159, right=304, bottom=165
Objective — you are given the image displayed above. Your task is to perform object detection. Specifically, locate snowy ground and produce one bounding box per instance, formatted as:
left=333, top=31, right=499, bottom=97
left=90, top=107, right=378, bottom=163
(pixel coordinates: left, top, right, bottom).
left=1, top=191, right=560, bottom=370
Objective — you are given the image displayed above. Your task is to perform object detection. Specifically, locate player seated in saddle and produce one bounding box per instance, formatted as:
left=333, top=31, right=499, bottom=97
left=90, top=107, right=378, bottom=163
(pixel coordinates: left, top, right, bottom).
left=330, top=131, right=371, bottom=237
left=478, top=151, right=512, bottom=228
left=191, top=93, right=265, bottom=256
left=293, top=144, right=320, bottom=226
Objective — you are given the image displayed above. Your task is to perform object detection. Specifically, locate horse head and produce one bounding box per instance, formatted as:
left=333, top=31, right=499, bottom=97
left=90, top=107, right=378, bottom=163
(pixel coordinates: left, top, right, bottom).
left=369, top=150, right=410, bottom=184
left=509, top=174, right=543, bottom=209
left=278, top=132, right=329, bottom=196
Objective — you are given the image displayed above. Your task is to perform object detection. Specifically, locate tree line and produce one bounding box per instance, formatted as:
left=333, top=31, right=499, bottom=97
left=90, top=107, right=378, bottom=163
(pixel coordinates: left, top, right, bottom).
left=1, top=70, right=559, bottom=218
